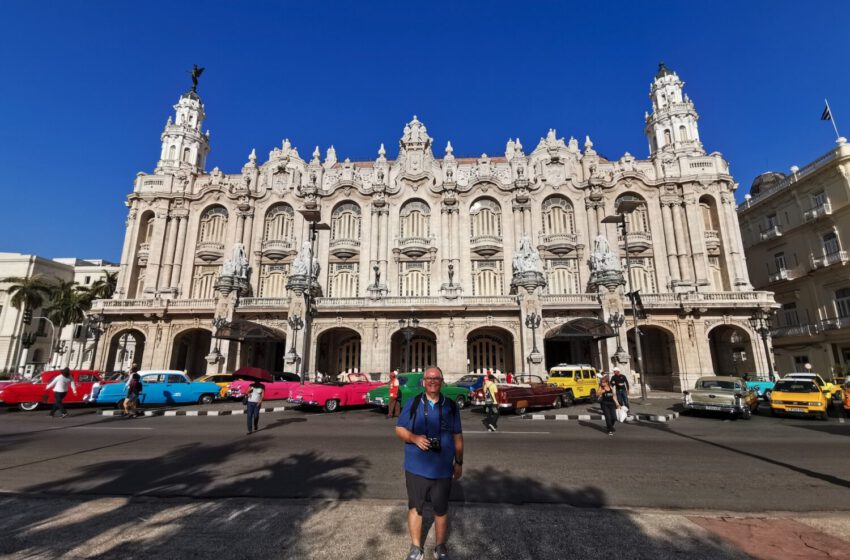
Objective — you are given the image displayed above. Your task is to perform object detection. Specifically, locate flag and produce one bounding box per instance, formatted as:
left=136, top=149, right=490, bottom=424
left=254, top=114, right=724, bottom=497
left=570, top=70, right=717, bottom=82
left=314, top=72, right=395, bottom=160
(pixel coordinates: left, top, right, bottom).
left=821, top=105, right=832, bottom=121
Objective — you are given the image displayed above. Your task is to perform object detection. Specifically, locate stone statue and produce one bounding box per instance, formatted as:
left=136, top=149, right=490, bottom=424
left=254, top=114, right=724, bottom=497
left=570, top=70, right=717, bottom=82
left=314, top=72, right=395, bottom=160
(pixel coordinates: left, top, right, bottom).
left=189, top=64, right=205, bottom=92
left=590, top=234, right=621, bottom=273
left=221, top=243, right=249, bottom=279
left=512, top=236, right=544, bottom=275
left=291, top=241, right=317, bottom=277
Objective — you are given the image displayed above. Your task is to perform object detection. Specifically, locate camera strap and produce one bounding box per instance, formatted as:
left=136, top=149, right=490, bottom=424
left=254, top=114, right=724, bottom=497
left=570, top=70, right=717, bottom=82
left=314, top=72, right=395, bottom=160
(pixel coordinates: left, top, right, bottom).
left=420, top=395, right=443, bottom=438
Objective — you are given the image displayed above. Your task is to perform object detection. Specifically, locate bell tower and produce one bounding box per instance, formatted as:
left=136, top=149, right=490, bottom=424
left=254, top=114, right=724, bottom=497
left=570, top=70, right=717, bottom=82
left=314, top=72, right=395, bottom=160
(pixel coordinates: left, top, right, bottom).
left=154, top=88, right=210, bottom=175
left=645, top=63, right=704, bottom=158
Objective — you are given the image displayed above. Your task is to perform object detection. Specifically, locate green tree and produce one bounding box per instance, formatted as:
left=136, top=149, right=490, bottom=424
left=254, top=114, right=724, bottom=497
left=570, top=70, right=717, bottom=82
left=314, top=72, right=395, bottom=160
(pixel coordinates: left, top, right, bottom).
left=45, top=280, right=90, bottom=338
left=79, top=270, right=118, bottom=304
left=0, top=275, right=52, bottom=323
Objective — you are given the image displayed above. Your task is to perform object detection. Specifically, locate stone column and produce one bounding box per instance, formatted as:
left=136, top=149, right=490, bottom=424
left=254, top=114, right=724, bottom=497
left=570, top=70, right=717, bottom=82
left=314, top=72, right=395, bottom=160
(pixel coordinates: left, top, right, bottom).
left=586, top=200, right=599, bottom=243
left=171, top=216, right=188, bottom=292
left=116, top=209, right=137, bottom=298
left=672, top=202, right=693, bottom=284
left=370, top=205, right=380, bottom=276
left=159, top=216, right=179, bottom=290
left=378, top=209, right=390, bottom=293
left=683, top=195, right=709, bottom=287
left=242, top=212, right=254, bottom=251
left=661, top=201, right=680, bottom=284
left=720, top=192, right=751, bottom=288
left=144, top=211, right=168, bottom=296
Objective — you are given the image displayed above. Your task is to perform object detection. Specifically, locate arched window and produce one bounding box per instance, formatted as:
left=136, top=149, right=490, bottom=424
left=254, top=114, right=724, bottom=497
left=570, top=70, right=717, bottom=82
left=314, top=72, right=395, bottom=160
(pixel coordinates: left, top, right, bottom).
left=615, top=194, right=649, bottom=233
left=472, top=261, right=504, bottom=296
left=541, top=197, right=575, bottom=235
left=264, top=204, right=295, bottom=241
left=545, top=259, right=579, bottom=294
left=182, top=147, right=191, bottom=162
left=168, top=145, right=176, bottom=160
left=191, top=266, right=218, bottom=299
left=679, top=125, right=689, bottom=142
left=469, top=199, right=502, bottom=239
left=399, top=200, right=431, bottom=239
left=663, top=129, right=672, bottom=146
left=331, top=202, right=361, bottom=241
left=329, top=263, right=359, bottom=297
left=260, top=264, right=289, bottom=297
left=198, top=206, right=228, bottom=244
left=399, top=262, right=430, bottom=296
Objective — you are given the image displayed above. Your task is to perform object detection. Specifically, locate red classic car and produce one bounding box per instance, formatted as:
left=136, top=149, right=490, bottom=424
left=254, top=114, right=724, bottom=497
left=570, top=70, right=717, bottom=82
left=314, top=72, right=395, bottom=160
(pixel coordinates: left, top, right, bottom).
left=288, top=373, right=385, bottom=412
left=0, top=370, right=105, bottom=411
left=226, top=372, right=301, bottom=400
left=470, top=374, right=565, bottom=414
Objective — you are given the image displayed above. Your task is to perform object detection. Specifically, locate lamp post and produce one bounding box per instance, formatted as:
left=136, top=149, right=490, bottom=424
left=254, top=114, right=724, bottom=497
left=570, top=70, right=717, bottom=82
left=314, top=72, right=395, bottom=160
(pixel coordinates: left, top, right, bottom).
left=525, top=312, right=542, bottom=356
left=86, top=313, right=107, bottom=370
left=398, top=316, right=420, bottom=372
left=607, top=311, right=626, bottom=353
left=730, top=331, right=741, bottom=378
left=32, top=316, right=56, bottom=371
left=286, top=313, right=304, bottom=376
left=298, top=209, right=331, bottom=384
left=748, top=309, right=775, bottom=381
left=18, top=331, right=37, bottom=375
left=602, top=197, right=647, bottom=400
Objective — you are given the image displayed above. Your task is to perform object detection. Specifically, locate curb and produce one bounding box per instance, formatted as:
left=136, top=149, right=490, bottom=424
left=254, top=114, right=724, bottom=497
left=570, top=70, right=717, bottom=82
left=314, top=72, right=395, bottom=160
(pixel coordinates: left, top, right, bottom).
left=98, top=406, right=288, bottom=417
left=523, top=411, right=679, bottom=423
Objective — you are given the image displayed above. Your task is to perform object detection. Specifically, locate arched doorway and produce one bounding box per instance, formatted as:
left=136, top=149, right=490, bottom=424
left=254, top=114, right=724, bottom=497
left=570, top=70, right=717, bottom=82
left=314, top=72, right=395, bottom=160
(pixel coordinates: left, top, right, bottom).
left=626, top=325, right=679, bottom=390
left=105, top=329, right=146, bottom=373
left=708, top=325, right=755, bottom=377
left=391, top=328, right=437, bottom=372
left=316, top=327, right=362, bottom=377
left=467, top=327, right=515, bottom=375
left=170, top=329, right=212, bottom=376
left=544, top=318, right=614, bottom=372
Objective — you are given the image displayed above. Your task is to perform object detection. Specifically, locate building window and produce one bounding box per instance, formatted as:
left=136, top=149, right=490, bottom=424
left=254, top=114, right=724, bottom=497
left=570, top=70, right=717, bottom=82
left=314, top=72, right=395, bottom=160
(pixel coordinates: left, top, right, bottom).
left=191, top=266, right=219, bottom=299
left=471, top=260, right=504, bottom=296
left=782, top=302, right=799, bottom=326
left=774, top=252, right=786, bottom=272
left=399, top=200, right=431, bottom=239
left=823, top=231, right=840, bottom=256
left=793, top=356, right=810, bottom=370
left=84, top=276, right=91, bottom=285
left=263, top=204, right=295, bottom=242
left=541, top=197, right=575, bottom=235
left=469, top=199, right=502, bottom=239
left=328, top=263, right=359, bottom=298
left=398, top=261, right=430, bottom=297
left=198, top=206, right=228, bottom=244
left=766, top=214, right=779, bottom=229
left=663, top=129, right=672, bottom=146
left=679, top=125, right=689, bottom=141
left=813, top=191, right=827, bottom=207
left=259, top=264, right=289, bottom=297
left=836, top=288, right=850, bottom=318
left=331, top=202, right=362, bottom=241
left=545, top=259, right=579, bottom=295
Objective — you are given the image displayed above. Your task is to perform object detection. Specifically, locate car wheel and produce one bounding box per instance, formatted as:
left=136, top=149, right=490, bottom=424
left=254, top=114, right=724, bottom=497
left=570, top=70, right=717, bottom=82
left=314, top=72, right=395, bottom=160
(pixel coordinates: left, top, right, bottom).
left=563, top=390, right=575, bottom=406
left=18, top=402, right=39, bottom=412
left=324, top=399, right=340, bottom=413
left=198, top=394, right=215, bottom=405
left=514, top=406, right=527, bottom=415
left=552, top=397, right=562, bottom=409
left=740, top=406, right=751, bottom=420
left=820, top=410, right=829, bottom=421
left=455, top=395, right=466, bottom=410
left=764, top=390, right=772, bottom=402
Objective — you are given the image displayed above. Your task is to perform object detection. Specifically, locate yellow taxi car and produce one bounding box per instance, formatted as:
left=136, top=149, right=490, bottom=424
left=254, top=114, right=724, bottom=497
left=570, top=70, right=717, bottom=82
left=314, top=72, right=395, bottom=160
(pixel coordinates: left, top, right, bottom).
left=546, top=364, right=599, bottom=405
left=783, top=373, right=840, bottom=400
left=769, top=378, right=829, bottom=420
left=195, top=373, right=236, bottom=398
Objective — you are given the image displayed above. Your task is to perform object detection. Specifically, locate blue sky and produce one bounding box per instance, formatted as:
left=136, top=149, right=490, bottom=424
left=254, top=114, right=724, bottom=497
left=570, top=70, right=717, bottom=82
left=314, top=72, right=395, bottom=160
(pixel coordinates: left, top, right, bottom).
left=0, top=1, right=847, bottom=261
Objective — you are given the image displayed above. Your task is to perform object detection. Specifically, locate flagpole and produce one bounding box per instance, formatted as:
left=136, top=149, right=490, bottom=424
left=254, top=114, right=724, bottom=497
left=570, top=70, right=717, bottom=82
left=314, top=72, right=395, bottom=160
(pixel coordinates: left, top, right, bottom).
left=825, top=99, right=841, bottom=140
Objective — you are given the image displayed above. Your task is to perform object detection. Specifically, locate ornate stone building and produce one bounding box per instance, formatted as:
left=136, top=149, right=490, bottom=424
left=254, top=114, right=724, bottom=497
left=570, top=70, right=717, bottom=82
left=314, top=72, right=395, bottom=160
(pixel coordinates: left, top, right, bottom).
left=94, top=64, right=774, bottom=391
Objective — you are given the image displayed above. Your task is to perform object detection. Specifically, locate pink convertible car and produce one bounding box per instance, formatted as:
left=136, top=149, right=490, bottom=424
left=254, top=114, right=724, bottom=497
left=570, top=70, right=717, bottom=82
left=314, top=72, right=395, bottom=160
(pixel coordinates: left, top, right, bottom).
left=227, top=372, right=301, bottom=401
left=288, top=373, right=385, bottom=412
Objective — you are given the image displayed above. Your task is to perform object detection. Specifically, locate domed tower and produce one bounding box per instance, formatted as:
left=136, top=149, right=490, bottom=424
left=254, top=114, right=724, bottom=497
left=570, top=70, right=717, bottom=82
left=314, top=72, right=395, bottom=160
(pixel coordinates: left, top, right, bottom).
left=154, top=88, right=210, bottom=175
left=645, top=63, right=704, bottom=158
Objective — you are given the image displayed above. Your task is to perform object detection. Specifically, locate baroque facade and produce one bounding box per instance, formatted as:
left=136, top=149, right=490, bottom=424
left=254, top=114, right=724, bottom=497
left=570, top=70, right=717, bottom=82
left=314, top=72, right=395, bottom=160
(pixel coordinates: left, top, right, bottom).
left=738, top=139, right=850, bottom=377
left=94, top=64, right=774, bottom=391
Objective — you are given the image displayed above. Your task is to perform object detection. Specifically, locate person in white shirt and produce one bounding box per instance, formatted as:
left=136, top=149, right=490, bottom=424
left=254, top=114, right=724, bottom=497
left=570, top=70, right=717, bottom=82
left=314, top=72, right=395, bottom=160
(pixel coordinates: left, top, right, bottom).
left=245, top=380, right=265, bottom=435
left=45, top=368, right=77, bottom=418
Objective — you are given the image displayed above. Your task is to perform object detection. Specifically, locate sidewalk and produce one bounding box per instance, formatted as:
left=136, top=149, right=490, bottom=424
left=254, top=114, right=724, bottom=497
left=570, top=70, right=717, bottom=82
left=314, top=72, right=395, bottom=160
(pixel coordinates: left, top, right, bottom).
left=1, top=494, right=847, bottom=560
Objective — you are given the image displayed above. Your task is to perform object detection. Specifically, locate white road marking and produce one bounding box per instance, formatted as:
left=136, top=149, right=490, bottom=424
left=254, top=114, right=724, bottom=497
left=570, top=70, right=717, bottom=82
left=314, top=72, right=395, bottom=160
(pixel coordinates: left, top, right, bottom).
left=72, top=427, right=154, bottom=430
left=464, top=430, right=550, bottom=434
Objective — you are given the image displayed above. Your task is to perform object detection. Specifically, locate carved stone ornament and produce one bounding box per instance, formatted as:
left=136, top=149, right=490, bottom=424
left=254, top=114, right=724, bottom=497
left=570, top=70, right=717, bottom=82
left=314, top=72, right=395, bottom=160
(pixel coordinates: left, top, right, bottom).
left=588, top=234, right=625, bottom=290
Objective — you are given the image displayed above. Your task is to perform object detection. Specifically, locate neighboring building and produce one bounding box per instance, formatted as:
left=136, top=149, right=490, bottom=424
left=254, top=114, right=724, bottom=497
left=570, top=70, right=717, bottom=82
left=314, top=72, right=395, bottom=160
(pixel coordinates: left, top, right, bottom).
left=738, top=139, right=850, bottom=378
left=94, top=64, right=774, bottom=391
left=0, top=254, right=117, bottom=375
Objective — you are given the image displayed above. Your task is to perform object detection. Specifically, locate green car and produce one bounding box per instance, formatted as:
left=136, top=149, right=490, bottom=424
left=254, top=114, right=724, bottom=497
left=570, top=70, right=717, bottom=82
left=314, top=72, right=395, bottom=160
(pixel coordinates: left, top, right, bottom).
left=367, top=372, right=470, bottom=409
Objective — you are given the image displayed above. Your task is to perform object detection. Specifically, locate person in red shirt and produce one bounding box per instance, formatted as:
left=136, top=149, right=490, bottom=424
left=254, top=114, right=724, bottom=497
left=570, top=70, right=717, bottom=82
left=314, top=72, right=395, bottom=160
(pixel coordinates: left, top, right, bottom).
left=506, top=372, right=513, bottom=384
left=387, top=370, right=401, bottom=419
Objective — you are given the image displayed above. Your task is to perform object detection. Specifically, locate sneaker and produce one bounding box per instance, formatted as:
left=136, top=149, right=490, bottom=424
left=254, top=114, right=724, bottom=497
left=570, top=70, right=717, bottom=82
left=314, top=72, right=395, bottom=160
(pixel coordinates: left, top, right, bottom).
left=404, top=544, right=424, bottom=560
left=608, top=431, right=614, bottom=436
left=433, top=544, right=449, bottom=559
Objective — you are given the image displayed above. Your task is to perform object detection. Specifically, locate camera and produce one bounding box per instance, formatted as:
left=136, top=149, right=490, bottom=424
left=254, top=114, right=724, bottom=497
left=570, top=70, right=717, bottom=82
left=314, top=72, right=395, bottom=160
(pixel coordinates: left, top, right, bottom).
left=427, top=437, right=441, bottom=452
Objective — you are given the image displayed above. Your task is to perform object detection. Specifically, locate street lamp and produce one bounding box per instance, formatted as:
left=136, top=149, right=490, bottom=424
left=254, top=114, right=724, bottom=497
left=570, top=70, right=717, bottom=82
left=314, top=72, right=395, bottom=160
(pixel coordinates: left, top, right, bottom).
left=31, top=316, right=56, bottom=371
left=607, top=311, right=626, bottom=353
left=748, top=309, right=775, bottom=381
left=286, top=313, right=304, bottom=376
left=602, top=196, right=647, bottom=400
left=54, top=340, right=67, bottom=369
left=525, top=312, right=542, bottom=356
left=398, top=316, right=420, bottom=372
left=298, top=209, right=330, bottom=384
left=730, top=331, right=741, bottom=377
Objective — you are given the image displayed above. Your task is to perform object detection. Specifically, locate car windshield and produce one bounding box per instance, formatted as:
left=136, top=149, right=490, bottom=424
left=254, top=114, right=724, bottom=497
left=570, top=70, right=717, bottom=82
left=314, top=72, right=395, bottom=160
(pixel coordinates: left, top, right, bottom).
left=698, top=380, right=736, bottom=390
left=774, top=380, right=817, bottom=393
left=398, top=377, right=409, bottom=386
left=456, top=375, right=479, bottom=384
left=788, top=375, right=823, bottom=386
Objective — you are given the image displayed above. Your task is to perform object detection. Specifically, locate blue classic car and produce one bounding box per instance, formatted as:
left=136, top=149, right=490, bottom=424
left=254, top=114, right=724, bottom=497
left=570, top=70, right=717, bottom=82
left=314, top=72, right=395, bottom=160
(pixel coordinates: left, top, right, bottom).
left=745, top=375, right=776, bottom=401
left=95, top=370, right=222, bottom=406
left=452, top=374, right=487, bottom=393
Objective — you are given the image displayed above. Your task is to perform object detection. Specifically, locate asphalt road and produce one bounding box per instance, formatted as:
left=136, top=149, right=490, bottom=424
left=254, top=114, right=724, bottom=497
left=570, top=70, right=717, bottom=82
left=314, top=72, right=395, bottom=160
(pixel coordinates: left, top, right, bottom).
left=1, top=401, right=849, bottom=512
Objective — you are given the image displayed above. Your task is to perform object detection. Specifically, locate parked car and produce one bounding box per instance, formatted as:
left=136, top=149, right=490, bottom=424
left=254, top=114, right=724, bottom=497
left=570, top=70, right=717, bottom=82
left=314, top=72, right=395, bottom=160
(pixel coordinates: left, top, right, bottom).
left=782, top=373, right=840, bottom=400
left=0, top=370, right=106, bottom=411
left=227, top=372, right=300, bottom=400
left=366, top=372, right=470, bottom=409
left=682, top=376, right=759, bottom=419
left=451, top=374, right=486, bottom=393
left=288, top=373, right=385, bottom=412
left=95, top=370, right=222, bottom=406
left=195, top=373, right=236, bottom=398
left=470, top=374, right=566, bottom=415
left=769, top=379, right=829, bottom=420
left=743, top=375, right=775, bottom=400
left=546, top=364, right=599, bottom=404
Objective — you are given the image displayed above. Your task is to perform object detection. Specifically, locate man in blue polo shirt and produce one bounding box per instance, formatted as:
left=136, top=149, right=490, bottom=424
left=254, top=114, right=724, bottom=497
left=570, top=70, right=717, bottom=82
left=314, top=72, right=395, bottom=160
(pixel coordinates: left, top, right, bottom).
left=395, top=366, right=463, bottom=560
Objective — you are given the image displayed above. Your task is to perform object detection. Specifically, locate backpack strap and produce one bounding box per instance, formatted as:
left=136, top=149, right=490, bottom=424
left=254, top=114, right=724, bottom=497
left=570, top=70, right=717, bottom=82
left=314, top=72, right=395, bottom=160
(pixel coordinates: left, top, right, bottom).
left=408, top=393, right=423, bottom=430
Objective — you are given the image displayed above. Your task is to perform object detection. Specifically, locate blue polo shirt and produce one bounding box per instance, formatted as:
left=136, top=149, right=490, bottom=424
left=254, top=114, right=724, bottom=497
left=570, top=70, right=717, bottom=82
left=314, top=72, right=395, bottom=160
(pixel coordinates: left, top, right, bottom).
left=397, top=394, right=462, bottom=479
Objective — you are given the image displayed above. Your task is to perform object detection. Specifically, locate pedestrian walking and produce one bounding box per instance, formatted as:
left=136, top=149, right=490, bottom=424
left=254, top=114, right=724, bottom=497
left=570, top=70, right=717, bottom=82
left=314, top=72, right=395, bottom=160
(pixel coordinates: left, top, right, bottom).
left=610, top=367, right=630, bottom=410
left=598, top=376, right=621, bottom=435
left=395, top=366, right=463, bottom=560
left=245, top=380, right=264, bottom=434
left=482, top=372, right=499, bottom=432
left=46, top=367, right=76, bottom=418
left=387, top=370, right=401, bottom=419
left=123, top=372, right=143, bottom=417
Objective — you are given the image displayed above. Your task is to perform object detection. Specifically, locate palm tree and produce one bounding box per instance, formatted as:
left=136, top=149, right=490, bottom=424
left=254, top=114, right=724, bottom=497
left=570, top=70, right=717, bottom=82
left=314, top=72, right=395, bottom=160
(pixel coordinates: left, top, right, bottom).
left=45, top=280, right=91, bottom=366
left=80, top=270, right=118, bottom=303
left=0, top=275, right=52, bottom=322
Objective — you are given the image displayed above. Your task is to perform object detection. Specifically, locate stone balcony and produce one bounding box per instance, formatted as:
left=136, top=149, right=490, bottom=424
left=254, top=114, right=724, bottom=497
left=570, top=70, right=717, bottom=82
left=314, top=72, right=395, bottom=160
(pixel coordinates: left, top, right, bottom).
left=803, top=201, right=832, bottom=223
left=539, top=233, right=578, bottom=255
left=238, top=297, right=291, bottom=311
left=771, top=323, right=820, bottom=338
left=195, top=241, right=225, bottom=262
left=470, top=235, right=502, bottom=257
left=703, top=230, right=720, bottom=251
left=260, top=239, right=295, bottom=260
left=618, top=231, right=652, bottom=252
left=314, top=295, right=518, bottom=311
left=810, top=250, right=849, bottom=271
left=329, top=238, right=361, bottom=259
left=92, top=298, right=216, bottom=314
left=395, top=235, right=435, bottom=258
left=759, top=226, right=782, bottom=241
left=818, top=316, right=850, bottom=331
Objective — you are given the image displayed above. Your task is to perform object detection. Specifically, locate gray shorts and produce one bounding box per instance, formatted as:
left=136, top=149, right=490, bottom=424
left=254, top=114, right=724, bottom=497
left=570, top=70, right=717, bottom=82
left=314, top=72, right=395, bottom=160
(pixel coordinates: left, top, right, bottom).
left=405, top=471, right=452, bottom=516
